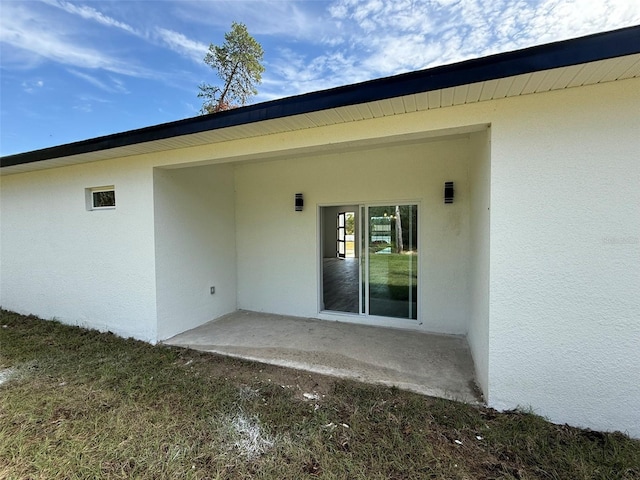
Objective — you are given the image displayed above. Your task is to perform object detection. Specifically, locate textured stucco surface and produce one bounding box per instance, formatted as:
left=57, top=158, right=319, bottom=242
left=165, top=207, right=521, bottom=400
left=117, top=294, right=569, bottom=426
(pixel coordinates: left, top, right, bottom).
left=466, top=130, right=491, bottom=398
left=487, top=79, right=640, bottom=437
left=153, top=164, right=238, bottom=340
left=0, top=157, right=158, bottom=341
left=234, top=136, right=477, bottom=334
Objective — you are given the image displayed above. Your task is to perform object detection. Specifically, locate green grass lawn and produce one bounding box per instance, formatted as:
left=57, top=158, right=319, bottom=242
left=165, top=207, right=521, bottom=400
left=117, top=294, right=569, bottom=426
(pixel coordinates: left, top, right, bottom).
left=1, top=309, right=639, bottom=479
left=368, top=252, right=417, bottom=301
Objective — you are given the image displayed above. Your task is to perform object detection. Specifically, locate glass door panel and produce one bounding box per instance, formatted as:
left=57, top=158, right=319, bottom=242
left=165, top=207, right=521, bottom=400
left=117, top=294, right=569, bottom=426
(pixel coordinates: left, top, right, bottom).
left=367, top=205, right=417, bottom=319
left=321, top=207, right=360, bottom=314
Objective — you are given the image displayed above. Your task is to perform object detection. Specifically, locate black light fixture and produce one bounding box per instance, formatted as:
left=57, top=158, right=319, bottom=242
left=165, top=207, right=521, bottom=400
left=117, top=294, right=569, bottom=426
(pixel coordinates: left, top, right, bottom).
left=295, top=193, right=304, bottom=211
left=444, top=181, right=454, bottom=204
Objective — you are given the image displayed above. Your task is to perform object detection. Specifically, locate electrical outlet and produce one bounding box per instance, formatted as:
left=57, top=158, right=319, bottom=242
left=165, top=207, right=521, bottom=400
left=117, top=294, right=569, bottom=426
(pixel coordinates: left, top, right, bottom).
left=210, top=286, right=215, bottom=294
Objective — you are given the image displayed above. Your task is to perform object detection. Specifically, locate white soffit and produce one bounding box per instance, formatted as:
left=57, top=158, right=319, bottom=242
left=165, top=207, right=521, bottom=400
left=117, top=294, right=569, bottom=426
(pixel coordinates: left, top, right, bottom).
left=2, top=53, right=639, bottom=176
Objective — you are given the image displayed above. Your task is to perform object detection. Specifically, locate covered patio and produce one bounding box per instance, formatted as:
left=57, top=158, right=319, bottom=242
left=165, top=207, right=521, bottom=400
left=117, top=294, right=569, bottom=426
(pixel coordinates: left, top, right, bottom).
left=164, top=310, right=480, bottom=403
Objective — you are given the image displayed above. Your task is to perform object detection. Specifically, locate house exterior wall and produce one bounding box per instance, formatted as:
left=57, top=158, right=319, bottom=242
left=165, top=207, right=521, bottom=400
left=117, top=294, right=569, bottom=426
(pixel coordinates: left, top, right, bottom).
left=0, top=157, right=158, bottom=342
left=228, top=77, right=639, bottom=435
left=153, top=164, right=237, bottom=340
left=467, top=130, right=492, bottom=398
left=487, top=78, right=640, bottom=437
left=234, top=137, right=476, bottom=334
left=1, top=72, right=637, bottom=437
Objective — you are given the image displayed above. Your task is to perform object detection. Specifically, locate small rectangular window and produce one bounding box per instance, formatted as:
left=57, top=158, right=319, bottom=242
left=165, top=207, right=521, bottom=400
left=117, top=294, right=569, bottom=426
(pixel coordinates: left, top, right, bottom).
left=86, top=186, right=115, bottom=210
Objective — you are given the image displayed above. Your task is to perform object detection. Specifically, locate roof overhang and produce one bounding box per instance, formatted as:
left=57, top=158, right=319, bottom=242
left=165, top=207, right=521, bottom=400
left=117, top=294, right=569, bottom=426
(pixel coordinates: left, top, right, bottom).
left=2, top=25, right=639, bottom=175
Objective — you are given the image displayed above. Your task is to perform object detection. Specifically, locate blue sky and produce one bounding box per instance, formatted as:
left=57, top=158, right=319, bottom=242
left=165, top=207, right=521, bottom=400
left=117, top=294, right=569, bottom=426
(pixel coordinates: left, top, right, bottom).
left=1, top=0, right=639, bottom=156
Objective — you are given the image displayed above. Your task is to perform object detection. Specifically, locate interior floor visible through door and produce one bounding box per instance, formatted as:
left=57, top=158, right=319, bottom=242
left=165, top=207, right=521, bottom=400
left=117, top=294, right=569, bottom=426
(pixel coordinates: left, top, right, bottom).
left=322, top=258, right=359, bottom=313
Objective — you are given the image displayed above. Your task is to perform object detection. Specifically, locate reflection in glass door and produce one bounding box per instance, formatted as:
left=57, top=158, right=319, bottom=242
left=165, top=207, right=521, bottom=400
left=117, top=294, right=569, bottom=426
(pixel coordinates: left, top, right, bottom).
left=321, top=204, right=418, bottom=321
left=337, top=212, right=346, bottom=258
left=367, top=205, right=418, bottom=319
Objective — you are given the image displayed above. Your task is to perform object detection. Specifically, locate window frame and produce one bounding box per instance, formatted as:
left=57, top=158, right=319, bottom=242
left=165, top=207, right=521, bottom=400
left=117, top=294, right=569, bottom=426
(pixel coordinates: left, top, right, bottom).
left=86, top=186, right=116, bottom=211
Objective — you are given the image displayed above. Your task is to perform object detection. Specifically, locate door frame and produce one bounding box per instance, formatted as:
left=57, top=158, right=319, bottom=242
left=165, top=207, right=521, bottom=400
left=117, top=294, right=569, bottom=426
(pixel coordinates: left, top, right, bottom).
left=337, top=211, right=346, bottom=259
left=317, top=201, right=423, bottom=330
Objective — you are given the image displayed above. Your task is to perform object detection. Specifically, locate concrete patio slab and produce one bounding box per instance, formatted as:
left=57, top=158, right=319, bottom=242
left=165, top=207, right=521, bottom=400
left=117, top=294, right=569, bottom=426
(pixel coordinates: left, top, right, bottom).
left=164, top=310, right=481, bottom=403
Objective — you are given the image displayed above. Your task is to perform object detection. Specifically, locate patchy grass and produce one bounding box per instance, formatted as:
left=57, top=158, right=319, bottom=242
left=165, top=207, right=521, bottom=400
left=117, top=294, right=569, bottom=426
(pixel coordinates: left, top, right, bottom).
left=1, top=309, right=638, bottom=479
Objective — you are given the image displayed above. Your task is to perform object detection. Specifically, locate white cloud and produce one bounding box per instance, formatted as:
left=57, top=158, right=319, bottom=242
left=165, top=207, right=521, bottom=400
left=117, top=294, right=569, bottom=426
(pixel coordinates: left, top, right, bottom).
left=71, top=93, right=115, bottom=114
left=0, top=2, right=152, bottom=77
left=41, top=0, right=139, bottom=35
left=109, top=76, right=129, bottom=94
left=155, top=28, right=209, bottom=63
left=259, top=0, right=640, bottom=101
left=8, top=1, right=213, bottom=69
left=73, top=102, right=93, bottom=113
left=172, top=0, right=339, bottom=41
left=21, top=80, right=45, bottom=94
left=68, top=69, right=112, bottom=90
left=264, top=47, right=365, bottom=97
left=322, top=1, right=638, bottom=76
left=361, top=33, right=440, bottom=74
left=67, top=69, right=129, bottom=94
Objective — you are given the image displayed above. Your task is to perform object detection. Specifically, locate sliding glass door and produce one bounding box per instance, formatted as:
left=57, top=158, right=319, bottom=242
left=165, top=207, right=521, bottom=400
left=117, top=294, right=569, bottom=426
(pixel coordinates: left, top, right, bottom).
left=322, top=203, right=418, bottom=321
left=366, top=205, right=418, bottom=320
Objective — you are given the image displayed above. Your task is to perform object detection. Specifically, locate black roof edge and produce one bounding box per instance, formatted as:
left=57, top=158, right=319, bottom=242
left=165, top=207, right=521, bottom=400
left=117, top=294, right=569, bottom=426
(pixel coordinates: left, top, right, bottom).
left=2, top=24, right=639, bottom=168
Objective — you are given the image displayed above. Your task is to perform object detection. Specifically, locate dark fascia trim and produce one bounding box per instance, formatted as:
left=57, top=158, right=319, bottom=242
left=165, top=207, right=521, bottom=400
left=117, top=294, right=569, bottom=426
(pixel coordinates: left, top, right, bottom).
left=2, top=25, right=639, bottom=168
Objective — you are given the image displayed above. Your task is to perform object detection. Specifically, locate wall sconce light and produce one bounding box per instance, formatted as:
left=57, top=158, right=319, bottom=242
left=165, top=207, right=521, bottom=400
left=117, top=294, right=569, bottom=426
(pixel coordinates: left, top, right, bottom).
left=295, top=193, right=304, bottom=211
left=444, top=181, right=454, bottom=204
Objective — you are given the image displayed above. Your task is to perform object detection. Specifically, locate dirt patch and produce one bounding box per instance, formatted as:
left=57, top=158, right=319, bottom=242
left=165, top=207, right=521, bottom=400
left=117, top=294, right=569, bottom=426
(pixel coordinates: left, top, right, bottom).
left=221, top=412, right=275, bottom=459
left=171, top=347, right=336, bottom=402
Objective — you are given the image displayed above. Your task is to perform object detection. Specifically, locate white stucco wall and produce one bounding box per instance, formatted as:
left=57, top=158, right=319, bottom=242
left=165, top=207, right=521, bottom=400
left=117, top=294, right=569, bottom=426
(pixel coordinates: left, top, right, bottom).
left=153, top=164, right=237, bottom=340
left=467, top=130, right=491, bottom=398
left=0, top=158, right=158, bottom=342
left=487, top=78, right=640, bottom=437
left=234, top=137, right=476, bottom=334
